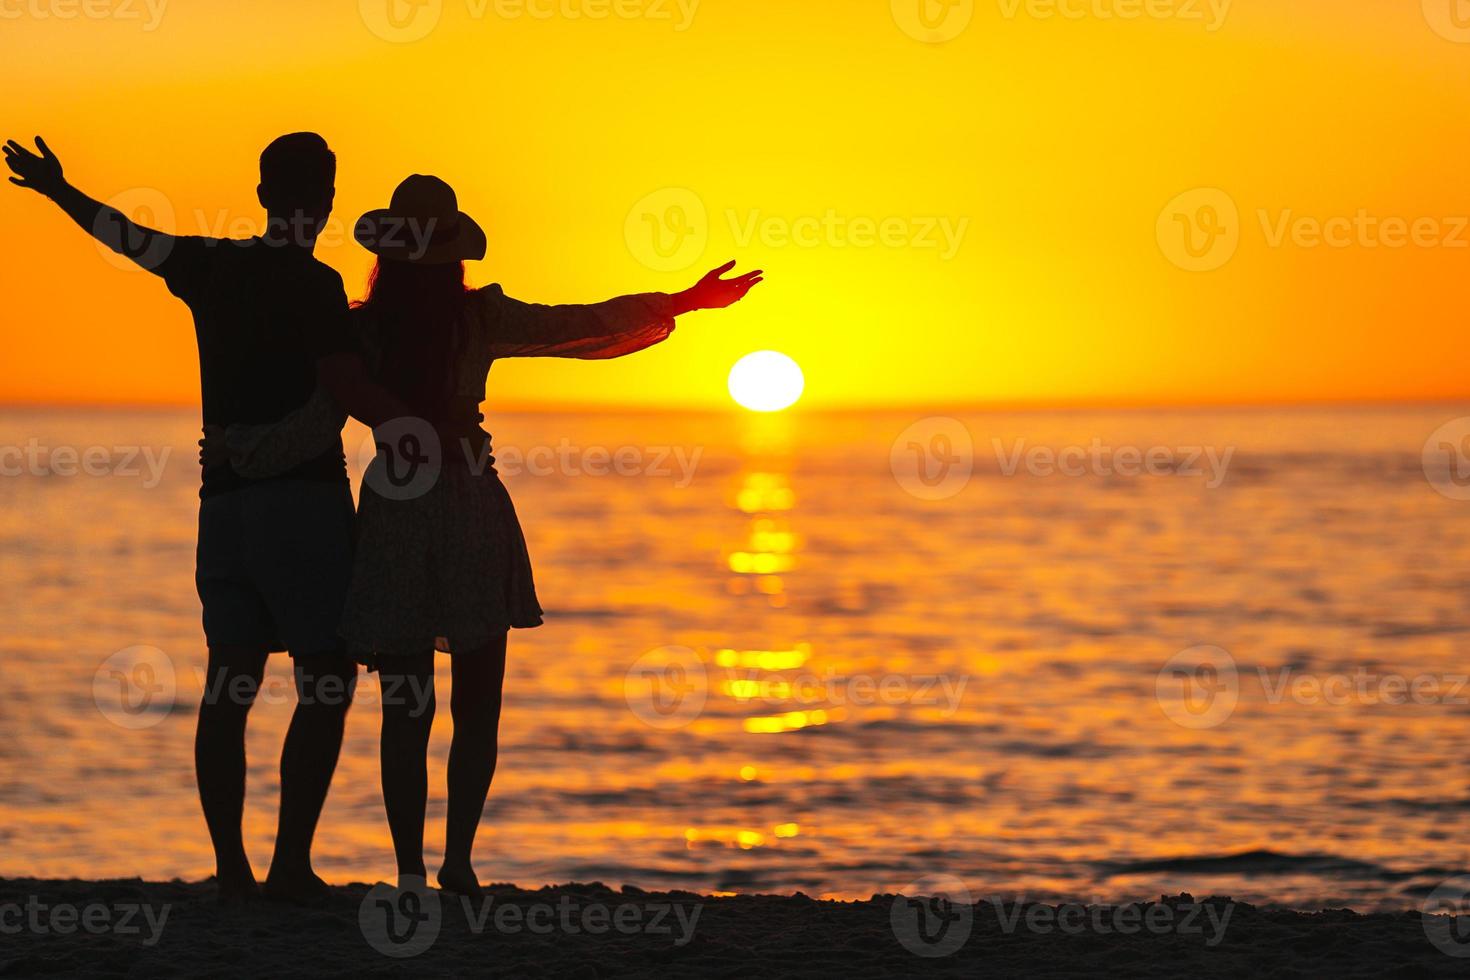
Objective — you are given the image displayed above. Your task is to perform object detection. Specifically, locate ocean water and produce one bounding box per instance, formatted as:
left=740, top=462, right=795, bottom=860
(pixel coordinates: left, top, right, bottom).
left=3, top=405, right=1470, bottom=911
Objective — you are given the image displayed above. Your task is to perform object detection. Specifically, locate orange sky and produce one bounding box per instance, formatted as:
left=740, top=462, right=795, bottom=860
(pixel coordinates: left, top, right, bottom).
left=4, top=0, right=1470, bottom=409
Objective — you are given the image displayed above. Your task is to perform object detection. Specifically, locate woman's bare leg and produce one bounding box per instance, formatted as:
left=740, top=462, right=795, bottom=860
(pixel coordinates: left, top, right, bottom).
left=438, top=634, right=507, bottom=897
left=378, top=651, right=436, bottom=884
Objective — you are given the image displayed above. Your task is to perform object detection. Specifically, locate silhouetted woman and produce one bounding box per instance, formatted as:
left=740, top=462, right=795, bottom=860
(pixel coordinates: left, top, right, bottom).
left=221, top=174, right=761, bottom=895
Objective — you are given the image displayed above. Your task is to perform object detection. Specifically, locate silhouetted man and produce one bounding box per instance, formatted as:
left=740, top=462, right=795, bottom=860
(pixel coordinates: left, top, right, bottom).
left=5, top=133, right=408, bottom=904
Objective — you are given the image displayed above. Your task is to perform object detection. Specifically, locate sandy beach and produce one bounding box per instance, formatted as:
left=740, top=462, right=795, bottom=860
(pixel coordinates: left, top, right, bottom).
left=0, top=876, right=1465, bottom=977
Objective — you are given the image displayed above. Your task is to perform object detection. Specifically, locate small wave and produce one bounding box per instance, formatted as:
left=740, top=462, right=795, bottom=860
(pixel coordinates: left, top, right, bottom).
left=1347, top=796, right=1470, bottom=814
left=1098, top=850, right=1394, bottom=879
left=1369, top=622, right=1466, bottom=639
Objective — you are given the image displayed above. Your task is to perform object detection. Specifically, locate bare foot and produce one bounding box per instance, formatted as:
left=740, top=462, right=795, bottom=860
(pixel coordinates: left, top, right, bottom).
left=263, top=869, right=331, bottom=908
left=215, top=873, right=259, bottom=908
left=436, top=863, right=483, bottom=900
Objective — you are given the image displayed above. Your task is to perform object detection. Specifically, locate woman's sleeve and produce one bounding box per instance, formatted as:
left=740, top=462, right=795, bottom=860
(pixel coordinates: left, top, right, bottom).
left=475, top=284, right=678, bottom=359
left=224, top=386, right=348, bottom=479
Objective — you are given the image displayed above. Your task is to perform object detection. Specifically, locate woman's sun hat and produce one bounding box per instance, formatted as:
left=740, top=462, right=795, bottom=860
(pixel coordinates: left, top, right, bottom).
left=354, top=174, right=487, bottom=265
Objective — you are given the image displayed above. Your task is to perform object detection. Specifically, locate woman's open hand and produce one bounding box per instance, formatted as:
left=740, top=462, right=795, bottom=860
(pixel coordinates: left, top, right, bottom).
left=677, top=261, right=764, bottom=313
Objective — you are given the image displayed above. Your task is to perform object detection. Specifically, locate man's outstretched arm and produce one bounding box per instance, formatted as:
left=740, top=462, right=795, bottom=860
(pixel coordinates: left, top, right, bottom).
left=5, top=136, right=177, bottom=270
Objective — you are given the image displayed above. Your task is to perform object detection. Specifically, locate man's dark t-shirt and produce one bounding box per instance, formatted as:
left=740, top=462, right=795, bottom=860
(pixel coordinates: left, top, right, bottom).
left=157, top=236, right=354, bottom=498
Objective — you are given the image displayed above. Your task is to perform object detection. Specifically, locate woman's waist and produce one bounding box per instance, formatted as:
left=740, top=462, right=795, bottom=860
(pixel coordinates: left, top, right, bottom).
left=359, top=449, right=509, bottom=507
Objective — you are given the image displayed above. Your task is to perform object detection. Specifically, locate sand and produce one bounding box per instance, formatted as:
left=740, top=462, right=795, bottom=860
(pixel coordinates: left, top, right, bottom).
left=0, top=877, right=1464, bottom=977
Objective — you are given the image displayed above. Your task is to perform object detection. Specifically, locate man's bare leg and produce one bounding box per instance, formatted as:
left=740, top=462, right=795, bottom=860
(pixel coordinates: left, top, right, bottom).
left=265, top=652, right=357, bottom=904
left=195, top=644, right=268, bottom=904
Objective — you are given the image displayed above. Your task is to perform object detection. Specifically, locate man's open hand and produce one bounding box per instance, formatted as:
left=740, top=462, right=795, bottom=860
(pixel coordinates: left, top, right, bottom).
left=4, top=137, right=65, bottom=197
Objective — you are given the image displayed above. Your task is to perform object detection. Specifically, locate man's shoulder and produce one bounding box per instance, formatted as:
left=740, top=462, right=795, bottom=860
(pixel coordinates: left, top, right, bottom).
left=300, top=254, right=347, bottom=294
left=183, top=235, right=253, bottom=251
left=171, top=236, right=259, bottom=268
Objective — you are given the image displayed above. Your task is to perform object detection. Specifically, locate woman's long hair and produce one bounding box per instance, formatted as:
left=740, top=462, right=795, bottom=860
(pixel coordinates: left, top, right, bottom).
left=355, top=258, right=471, bottom=424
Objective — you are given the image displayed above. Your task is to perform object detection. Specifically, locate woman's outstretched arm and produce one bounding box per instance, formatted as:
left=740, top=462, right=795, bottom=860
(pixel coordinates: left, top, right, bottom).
left=485, top=261, right=764, bottom=359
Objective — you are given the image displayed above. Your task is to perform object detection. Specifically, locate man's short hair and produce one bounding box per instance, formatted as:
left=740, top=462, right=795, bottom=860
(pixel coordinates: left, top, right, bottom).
left=259, top=132, right=335, bottom=210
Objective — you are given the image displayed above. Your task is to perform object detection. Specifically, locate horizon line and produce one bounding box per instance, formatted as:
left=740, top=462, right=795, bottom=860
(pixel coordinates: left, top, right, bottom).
left=4, top=394, right=1470, bottom=415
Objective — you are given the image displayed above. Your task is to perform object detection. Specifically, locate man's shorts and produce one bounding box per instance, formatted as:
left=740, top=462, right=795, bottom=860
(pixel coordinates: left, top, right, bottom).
left=196, top=478, right=355, bottom=656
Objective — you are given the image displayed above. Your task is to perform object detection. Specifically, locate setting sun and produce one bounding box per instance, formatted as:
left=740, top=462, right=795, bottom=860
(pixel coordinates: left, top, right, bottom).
left=728, top=351, right=804, bottom=412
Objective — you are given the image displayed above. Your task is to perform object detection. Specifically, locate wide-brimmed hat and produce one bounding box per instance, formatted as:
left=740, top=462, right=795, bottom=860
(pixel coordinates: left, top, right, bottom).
left=354, top=174, right=486, bottom=265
